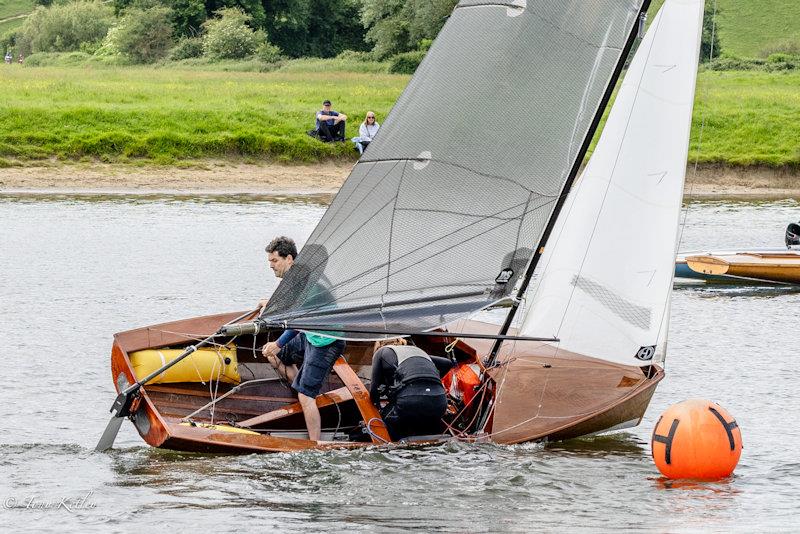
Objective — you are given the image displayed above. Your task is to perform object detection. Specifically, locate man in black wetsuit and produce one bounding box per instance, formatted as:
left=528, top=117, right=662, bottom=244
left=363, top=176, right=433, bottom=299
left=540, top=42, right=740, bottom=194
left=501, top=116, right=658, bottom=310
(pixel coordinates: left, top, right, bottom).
left=369, top=341, right=454, bottom=440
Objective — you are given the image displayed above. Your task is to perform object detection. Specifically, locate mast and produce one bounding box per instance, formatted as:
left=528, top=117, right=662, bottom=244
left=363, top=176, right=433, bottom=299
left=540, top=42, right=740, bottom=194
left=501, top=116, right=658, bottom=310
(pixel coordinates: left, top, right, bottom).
left=485, top=0, right=653, bottom=367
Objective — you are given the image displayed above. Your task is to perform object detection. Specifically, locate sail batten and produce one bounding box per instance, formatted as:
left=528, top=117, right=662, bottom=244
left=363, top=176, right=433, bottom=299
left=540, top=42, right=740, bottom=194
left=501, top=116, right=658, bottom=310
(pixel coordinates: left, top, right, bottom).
left=261, top=1, right=649, bottom=338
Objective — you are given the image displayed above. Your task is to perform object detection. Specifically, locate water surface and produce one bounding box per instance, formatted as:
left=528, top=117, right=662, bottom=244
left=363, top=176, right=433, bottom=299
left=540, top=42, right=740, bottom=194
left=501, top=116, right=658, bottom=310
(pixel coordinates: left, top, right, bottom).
left=0, top=194, right=798, bottom=532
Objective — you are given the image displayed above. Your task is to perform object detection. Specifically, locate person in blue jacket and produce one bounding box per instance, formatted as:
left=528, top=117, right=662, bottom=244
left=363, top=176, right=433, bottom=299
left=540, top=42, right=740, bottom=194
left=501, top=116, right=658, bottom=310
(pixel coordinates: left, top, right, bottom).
left=315, top=99, right=348, bottom=142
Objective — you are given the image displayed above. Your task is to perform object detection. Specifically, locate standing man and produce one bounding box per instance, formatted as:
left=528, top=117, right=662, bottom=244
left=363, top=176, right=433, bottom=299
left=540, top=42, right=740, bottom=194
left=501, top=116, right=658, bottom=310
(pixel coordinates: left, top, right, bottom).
left=315, top=99, right=347, bottom=142
left=261, top=236, right=346, bottom=442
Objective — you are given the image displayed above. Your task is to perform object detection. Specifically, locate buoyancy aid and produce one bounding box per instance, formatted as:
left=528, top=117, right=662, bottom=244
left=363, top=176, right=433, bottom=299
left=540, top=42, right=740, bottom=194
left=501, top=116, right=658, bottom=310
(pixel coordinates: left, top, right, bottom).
left=443, top=362, right=482, bottom=407
left=390, top=346, right=444, bottom=393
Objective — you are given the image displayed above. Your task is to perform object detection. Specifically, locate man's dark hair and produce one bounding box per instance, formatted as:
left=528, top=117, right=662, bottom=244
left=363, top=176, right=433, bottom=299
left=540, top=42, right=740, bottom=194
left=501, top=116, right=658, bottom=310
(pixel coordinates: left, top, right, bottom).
left=266, top=236, right=297, bottom=259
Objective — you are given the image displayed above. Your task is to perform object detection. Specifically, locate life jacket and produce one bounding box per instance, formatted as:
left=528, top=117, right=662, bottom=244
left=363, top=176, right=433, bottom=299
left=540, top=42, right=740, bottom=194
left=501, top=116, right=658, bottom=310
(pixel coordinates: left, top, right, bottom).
left=443, top=362, right=481, bottom=407
left=389, top=346, right=444, bottom=394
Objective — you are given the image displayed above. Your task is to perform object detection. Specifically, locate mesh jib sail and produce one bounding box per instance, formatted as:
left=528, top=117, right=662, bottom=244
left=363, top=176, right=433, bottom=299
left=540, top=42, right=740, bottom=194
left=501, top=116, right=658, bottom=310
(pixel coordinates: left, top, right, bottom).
left=261, top=0, right=645, bottom=338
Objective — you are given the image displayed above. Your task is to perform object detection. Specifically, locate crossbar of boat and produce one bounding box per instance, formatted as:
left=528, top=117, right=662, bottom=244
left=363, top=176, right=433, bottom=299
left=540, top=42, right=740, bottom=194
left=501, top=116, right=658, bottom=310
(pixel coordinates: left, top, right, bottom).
left=221, top=319, right=559, bottom=343
left=271, top=325, right=560, bottom=343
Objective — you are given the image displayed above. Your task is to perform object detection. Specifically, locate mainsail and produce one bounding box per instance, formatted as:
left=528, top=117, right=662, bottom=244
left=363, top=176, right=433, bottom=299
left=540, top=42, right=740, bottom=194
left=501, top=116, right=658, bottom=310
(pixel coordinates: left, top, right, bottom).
left=517, top=0, right=705, bottom=367
left=261, top=0, right=648, bottom=337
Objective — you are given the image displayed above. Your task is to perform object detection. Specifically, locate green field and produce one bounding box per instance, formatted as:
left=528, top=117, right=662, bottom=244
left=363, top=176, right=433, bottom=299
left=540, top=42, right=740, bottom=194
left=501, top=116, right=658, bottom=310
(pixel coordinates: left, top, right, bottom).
left=0, top=0, right=33, bottom=20
left=649, top=0, right=800, bottom=58
left=0, top=65, right=798, bottom=168
left=0, top=0, right=33, bottom=39
left=0, top=66, right=408, bottom=165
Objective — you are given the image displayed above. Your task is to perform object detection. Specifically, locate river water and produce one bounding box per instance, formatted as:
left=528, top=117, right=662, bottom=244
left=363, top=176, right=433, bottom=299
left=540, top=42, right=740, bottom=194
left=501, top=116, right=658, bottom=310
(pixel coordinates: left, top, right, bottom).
left=0, top=193, right=798, bottom=532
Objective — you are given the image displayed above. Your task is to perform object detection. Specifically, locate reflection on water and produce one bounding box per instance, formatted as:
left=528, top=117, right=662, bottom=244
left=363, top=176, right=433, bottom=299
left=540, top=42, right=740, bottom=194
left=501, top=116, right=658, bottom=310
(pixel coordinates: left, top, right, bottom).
left=0, top=196, right=799, bottom=532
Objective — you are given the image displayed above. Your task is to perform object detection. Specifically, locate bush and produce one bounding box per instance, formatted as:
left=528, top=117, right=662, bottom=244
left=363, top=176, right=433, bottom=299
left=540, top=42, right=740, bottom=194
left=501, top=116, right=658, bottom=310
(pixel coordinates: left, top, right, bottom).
left=765, top=53, right=799, bottom=72
left=335, top=49, right=376, bottom=62
left=110, top=7, right=173, bottom=63
left=23, top=51, right=93, bottom=67
left=388, top=50, right=426, bottom=74
left=0, top=30, right=17, bottom=55
left=706, top=57, right=766, bottom=71
left=170, top=37, right=204, bottom=60
left=255, top=42, right=282, bottom=63
left=202, top=8, right=261, bottom=60
left=16, top=1, right=114, bottom=55
left=759, top=38, right=800, bottom=59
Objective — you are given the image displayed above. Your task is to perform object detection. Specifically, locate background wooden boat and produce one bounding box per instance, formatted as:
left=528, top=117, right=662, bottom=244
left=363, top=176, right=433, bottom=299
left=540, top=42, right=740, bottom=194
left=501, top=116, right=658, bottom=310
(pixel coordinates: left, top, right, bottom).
left=686, top=251, right=800, bottom=285
left=110, top=312, right=664, bottom=453
left=675, top=248, right=791, bottom=284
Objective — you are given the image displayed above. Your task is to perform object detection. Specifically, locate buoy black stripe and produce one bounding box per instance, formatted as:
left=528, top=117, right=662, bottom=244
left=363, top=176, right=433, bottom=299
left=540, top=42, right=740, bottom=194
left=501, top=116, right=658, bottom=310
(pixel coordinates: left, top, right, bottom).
left=708, top=406, right=738, bottom=451
left=652, top=418, right=680, bottom=465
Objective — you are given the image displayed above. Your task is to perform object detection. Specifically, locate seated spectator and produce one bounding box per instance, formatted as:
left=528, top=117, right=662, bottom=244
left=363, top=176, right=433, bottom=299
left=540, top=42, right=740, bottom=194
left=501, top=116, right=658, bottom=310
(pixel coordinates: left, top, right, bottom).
left=352, top=112, right=380, bottom=155
left=315, top=99, right=347, bottom=142
left=4, top=52, right=12, bottom=64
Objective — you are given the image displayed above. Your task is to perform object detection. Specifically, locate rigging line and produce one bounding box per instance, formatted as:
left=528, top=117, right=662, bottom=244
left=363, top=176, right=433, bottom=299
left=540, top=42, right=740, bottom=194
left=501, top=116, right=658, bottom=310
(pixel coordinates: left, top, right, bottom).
left=512, top=190, right=537, bottom=264
left=270, top=196, right=557, bottom=320
left=662, top=0, right=716, bottom=355
left=359, top=157, right=559, bottom=199
left=386, top=160, right=407, bottom=296
left=677, top=0, right=715, bottom=252
left=144, top=327, right=239, bottom=348
left=310, top=160, right=400, bottom=245
left=280, top=211, right=550, bottom=322
left=550, top=6, right=664, bottom=344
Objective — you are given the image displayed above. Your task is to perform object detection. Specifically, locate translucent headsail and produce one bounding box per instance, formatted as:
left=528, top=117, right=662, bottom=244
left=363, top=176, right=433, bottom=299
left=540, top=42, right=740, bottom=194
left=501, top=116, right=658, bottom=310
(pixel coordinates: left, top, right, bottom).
left=261, top=0, right=645, bottom=337
left=518, top=0, right=705, bottom=366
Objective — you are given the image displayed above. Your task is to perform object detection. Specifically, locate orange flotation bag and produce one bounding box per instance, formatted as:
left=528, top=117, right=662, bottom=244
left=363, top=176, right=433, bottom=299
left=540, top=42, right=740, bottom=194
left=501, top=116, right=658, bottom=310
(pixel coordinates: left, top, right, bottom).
left=443, top=362, right=481, bottom=407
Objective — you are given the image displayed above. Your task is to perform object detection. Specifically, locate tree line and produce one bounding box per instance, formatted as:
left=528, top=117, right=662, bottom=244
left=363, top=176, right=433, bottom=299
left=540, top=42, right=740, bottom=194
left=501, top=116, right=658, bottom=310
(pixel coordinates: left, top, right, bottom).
left=3, top=1, right=748, bottom=72
left=3, top=0, right=458, bottom=63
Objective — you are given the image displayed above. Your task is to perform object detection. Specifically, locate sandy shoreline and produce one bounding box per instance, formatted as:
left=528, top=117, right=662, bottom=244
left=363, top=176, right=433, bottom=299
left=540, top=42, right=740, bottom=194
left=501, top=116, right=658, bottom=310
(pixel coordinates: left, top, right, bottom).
left=1, top=162, right=798, bottom=199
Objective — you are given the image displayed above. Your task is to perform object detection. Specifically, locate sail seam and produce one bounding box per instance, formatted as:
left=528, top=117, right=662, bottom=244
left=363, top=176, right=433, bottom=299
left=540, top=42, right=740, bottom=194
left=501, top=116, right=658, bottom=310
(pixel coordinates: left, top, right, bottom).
left=310, top=160, right=377, bottom=243
left=312, top=160, right=399, bottom=244
left=395, top=206, right=527, bottom=222
left=359, top=157, right=560, bottom=198
left=385, top=160, right=407, bottom=305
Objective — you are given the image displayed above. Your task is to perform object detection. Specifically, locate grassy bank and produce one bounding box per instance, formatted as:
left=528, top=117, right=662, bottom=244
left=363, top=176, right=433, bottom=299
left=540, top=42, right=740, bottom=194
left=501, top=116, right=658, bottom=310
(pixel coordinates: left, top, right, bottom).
left=0, top=64, right=798, bottom=168
left=0, top=64, right=406, bottom=165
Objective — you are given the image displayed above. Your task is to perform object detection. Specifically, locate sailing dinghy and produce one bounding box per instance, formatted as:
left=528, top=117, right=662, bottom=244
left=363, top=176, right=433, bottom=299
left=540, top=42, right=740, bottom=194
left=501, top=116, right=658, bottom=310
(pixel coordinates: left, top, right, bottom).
left=98, top=0, right=705, bottom=453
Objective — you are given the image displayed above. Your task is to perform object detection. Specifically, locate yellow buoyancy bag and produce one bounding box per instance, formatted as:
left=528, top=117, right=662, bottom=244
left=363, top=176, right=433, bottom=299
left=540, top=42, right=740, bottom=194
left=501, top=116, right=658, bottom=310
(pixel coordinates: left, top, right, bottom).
left=129, top=344, right=240, bottom=385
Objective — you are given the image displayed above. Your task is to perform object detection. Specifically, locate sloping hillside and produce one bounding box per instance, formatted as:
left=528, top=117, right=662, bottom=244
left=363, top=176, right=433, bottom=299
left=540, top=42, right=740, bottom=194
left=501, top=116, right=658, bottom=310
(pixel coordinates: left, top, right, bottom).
left=0, top=0, right=34, bottom=36
left=649, top=0, right=800, bottom=58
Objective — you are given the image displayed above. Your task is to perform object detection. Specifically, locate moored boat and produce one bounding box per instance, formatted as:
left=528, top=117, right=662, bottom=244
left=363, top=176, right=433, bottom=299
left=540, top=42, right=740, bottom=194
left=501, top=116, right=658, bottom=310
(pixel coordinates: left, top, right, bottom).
left=675, top=249, right=792, bottom=284
left=685, top=250, right=800, bottom=285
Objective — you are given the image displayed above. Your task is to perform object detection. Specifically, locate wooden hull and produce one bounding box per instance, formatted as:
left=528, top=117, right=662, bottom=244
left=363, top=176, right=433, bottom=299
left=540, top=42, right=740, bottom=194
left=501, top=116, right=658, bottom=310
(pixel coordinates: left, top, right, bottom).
left=110, top=311, right=664, bottom=453
left=686, top=251, right=800, bottom=285
left=675, top=248, right=792, bottom=284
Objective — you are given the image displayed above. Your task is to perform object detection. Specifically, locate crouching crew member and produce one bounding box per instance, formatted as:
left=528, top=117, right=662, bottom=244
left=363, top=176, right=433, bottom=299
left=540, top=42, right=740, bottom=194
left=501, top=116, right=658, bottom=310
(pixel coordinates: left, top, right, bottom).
left=370, top=340, right=454, bottom=440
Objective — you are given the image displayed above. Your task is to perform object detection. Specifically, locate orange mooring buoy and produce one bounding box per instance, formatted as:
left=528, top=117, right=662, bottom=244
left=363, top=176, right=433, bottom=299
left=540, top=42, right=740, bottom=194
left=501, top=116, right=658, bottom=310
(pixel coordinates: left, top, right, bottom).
left=651, top=399, right=742, bottom=480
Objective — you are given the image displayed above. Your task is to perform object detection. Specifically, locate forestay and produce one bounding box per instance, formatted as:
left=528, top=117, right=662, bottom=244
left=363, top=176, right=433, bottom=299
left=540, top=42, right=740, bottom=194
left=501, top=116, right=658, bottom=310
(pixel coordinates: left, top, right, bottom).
left=261, top=0, right=646, bottom=338
left=518, top=0, right=705, bottom=366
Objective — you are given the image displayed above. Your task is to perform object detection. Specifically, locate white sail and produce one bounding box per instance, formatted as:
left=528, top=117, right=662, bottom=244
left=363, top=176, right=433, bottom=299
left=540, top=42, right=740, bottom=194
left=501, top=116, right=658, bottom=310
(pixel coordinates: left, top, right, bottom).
left=518, top=0, right=704, bottom=367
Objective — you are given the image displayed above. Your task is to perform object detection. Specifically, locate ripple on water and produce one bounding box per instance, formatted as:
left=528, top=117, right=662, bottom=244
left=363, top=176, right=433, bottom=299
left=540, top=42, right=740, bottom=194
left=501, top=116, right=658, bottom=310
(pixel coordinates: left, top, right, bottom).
left=1, top=197, right=799, bottom=532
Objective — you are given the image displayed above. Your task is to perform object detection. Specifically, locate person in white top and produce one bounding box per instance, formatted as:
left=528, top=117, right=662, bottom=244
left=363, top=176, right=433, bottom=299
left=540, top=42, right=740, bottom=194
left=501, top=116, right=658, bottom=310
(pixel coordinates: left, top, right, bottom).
left=353, top=112, right=380, bottom=155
